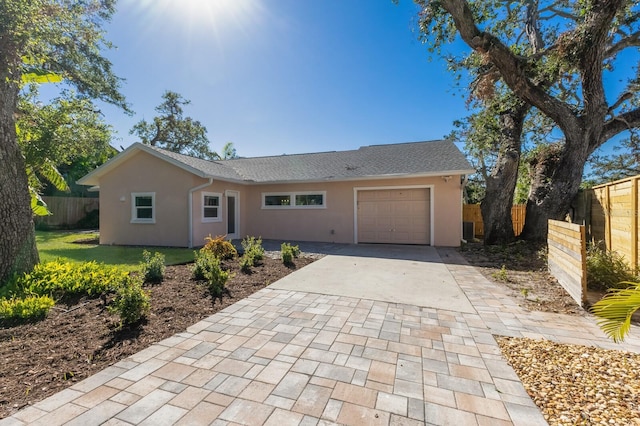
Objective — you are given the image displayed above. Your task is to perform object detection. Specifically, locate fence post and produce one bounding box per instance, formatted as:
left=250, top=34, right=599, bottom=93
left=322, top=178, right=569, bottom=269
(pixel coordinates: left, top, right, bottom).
left=605, top=185, right=611, bottom=250
left=633, top=177, right=639, bottom=270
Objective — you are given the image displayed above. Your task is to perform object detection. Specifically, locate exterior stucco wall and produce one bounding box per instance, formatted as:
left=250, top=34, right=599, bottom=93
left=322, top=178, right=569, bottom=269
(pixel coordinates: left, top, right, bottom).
left=98, top=151, right=200, bottom=247
left=191, top=182, right=246, bottom=247
left=242, top=176, right=464, bottom=247
left=97, top=150, right=464, bottom=247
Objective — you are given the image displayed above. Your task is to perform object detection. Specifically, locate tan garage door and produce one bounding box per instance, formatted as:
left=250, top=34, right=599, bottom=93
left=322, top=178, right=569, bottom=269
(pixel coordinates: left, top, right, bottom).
left=357, top=188, right=430, bottom=245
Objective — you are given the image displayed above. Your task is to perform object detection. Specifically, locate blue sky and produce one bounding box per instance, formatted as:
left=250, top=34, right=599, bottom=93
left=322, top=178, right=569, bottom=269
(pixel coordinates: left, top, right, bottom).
left=95, top=0, right=469, bottom=157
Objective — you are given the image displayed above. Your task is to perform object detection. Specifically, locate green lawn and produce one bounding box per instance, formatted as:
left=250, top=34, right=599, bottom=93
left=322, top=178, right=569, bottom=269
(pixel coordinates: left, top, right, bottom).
left=36, top=231, right=195, bottom=271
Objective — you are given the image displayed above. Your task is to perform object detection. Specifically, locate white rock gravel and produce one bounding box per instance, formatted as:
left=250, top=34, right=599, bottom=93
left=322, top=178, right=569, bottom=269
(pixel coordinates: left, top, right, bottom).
left=497, top=336, right=640, bottom=425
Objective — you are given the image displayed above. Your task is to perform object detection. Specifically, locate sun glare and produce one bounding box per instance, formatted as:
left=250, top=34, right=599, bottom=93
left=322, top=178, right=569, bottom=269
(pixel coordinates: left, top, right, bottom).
left=124, top=0, right=263, bottom=39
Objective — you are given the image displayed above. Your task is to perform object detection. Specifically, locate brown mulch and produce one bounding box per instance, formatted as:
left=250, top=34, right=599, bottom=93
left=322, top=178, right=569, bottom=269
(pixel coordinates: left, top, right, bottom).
left=0, top=256, right=313, bottom=419
left=459, top=240, right=583, bottom=315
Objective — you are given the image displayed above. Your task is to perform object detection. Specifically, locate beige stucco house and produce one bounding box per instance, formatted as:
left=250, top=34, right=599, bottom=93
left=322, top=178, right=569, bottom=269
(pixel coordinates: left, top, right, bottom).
left=77, top=140, right=474, bottom=247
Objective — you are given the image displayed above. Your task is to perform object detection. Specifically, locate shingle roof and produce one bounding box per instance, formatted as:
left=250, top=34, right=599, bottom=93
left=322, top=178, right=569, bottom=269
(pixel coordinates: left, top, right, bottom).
left=148, top=139, right=474, bottom=183
left=79, top=140, right=474, bottom=187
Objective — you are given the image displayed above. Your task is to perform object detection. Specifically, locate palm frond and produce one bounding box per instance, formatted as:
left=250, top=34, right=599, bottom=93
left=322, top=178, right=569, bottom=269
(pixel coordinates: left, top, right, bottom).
left=39, top=159, right=70, bottom=192
left=30, top=189, right=50, bottom=217
left=590, top=282, right=640, bottom=343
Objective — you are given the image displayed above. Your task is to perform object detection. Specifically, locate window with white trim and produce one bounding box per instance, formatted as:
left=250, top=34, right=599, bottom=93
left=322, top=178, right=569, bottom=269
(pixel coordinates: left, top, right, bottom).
left=131, top=192, right=155, bottom=223
left=202, top=192, right=222, bottom=222
left=262, top=191, right=326, bottom=209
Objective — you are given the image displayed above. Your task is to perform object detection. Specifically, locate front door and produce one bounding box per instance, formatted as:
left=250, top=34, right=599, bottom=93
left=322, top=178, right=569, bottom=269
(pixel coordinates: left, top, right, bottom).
left=225, top=191, right=239, bottom=239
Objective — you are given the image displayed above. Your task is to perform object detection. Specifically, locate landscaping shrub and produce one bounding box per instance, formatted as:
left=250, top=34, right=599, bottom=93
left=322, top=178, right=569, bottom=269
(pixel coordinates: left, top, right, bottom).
left=141, top=250, right=166, bottom=283
left=108, top=276, right=150, bottom=326
left=241, top=236, right=265, bottom=266
left=202, top=234, right=237, bottom=259
left=192, top=250, right=230, bottom=296
left=281, top=242, right=300, bottom=265
left=586, top=243, right=637, bottom=291
left=239, top=255, right=253, bottom=273
left=0, top=295, right=55, bottom=322
left=12, top=260, right=128, bottom=299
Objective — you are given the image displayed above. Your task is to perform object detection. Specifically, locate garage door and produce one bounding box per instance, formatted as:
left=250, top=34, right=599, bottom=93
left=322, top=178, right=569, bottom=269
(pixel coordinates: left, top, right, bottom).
left=357, top=188, right=430, bottom=245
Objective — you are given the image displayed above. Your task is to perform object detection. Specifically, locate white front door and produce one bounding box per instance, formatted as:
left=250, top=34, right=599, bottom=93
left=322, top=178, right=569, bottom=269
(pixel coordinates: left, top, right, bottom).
left=225, top=190, right=240, bottom=240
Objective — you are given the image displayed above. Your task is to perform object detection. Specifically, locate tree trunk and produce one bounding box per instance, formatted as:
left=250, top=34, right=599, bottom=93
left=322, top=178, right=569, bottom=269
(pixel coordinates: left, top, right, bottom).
left=0, top=77, right=39, bottom=285
left=520, top=139, right=588, bottom=241
left=481, top=103, right=528, bottom=245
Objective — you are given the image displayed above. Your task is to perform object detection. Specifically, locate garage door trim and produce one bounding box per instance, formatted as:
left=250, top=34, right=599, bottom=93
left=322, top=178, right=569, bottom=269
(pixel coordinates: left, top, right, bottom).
left=353, top=185, right=434, bottom=245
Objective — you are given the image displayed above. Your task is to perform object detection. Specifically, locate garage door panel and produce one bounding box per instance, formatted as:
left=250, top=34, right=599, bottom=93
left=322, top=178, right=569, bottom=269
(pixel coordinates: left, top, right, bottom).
left=357, top=188, right=430, bottom=245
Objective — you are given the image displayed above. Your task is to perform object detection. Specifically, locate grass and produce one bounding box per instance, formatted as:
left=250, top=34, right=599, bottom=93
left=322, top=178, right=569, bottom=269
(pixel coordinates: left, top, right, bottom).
left=36, top=231, right=194, bottom=272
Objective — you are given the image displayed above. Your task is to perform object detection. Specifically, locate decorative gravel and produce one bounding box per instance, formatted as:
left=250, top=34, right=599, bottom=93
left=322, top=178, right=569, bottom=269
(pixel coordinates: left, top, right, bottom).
left=496, top=336, right=640, bottom=425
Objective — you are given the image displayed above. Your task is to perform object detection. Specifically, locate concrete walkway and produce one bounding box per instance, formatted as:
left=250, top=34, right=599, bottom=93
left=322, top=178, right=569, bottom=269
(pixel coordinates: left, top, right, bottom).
left=3, top=246, right=640, bottom=425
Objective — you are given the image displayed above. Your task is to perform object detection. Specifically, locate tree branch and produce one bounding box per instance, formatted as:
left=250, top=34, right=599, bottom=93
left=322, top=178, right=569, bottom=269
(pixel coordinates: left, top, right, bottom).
left=606, top=31, right=640, bottom=57
left=603, top=108, right=640, bottom=143
left=439, top=0, right=580, bottom=135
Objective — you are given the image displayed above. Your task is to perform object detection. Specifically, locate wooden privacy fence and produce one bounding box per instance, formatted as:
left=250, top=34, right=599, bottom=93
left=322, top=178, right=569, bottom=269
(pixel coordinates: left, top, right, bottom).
left=547, top=220, right=587, bottom=306
left=462, top=204, right=526, bottom=237
left=575, top=175, right=640, bottom=269
left=35, top=196, right=99, bottom=228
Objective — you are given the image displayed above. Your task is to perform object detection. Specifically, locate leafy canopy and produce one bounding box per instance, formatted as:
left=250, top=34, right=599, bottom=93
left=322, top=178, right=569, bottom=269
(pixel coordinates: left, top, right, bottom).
left=131, top=91, right=217, bottom=160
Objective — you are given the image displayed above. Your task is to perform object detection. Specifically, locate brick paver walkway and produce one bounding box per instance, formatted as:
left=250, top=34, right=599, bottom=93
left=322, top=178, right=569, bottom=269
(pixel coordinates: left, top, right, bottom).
left=3, top=248, right=640, bottom=425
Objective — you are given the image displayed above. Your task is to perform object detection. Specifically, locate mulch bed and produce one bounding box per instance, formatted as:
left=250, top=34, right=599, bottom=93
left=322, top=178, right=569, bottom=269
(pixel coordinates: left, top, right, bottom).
left=459, top=241, right=583, bottom=315
left=0, top=256, right=312, bottom=418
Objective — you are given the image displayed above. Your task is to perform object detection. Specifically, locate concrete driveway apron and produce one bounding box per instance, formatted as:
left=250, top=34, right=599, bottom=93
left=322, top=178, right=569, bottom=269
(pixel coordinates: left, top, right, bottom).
left=270, top=245, right=475, bottom=314
left=7, top=244, right=639, bottom=425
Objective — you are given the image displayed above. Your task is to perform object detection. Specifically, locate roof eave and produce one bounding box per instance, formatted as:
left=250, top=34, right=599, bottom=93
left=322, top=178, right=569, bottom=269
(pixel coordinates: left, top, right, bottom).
left=246, top=169, right=477, bottom=185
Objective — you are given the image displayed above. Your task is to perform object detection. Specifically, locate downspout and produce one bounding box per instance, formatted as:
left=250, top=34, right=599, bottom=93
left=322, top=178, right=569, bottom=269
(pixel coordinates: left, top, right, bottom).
left=188, top=178, right=213, bottom=248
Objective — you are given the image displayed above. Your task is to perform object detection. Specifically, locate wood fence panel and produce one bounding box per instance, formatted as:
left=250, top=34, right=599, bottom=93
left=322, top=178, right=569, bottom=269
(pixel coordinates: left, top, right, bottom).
left=462, top=204, right=526, bottom=238
left=547, top=219, right=587, bottom=306
left=590, top=175, right=640, bottom=269
left=36, top=196, right=99, bottom=227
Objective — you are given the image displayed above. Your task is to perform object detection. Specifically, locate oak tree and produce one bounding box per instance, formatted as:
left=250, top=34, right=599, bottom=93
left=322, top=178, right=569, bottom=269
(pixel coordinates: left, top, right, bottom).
left=417, top=0, right=640, bottom=240
left=0, top=0, right=127, bottom=284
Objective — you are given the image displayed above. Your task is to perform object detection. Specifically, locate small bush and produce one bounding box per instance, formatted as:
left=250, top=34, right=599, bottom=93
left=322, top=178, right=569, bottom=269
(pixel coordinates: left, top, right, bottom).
left=0, top=295, right=55, bottom=322
left=491, top=265, right=509, bottom=282
left=141, top=250, right=165, bottom=283
left=13, top=260, right=128, bottom=299
left=241, top=236, right=265, bottom=266
left=202, top=235, right=237, bottom=259
left=192, top=250, right=230, bottom=296
left=193, top=250, right=215, bottom=280
left=239, top=255, right=253, bottom=273
left=108, top=276, right=150, bottom=326
left=281, top=242, right=300, bottom=265
left=586, top=243, right=637, bottom=291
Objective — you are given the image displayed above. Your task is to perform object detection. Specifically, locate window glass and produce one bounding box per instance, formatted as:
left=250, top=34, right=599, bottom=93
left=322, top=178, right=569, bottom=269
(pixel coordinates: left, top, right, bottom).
left=265, top=195, right=291, bottom=206
left=203, top=193, right=221, bottom=221
left=262, top=192, right=325, bottom=208
left=131, top=193, right=155, bottom=223
left=295, top=194, right=323, bottom=206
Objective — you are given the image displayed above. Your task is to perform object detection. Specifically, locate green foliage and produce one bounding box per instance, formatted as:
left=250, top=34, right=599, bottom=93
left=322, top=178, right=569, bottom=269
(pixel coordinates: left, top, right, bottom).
left=586, top=244, right=637, bottom=291
left=131, top=91, right=216, bottom=160
left=141, top=250, right=165, bottom=283
left=242, top=236, right=264, bottom=265
left=7, top=259, right=128, bottom=300
left=0, top=259, right=129, bottom=323
left=281, top=243, right=300, bottom=265
left=36, top=231, right=194, bottom=271
left=192, top=250, right=230, bottom=296
left=202, top=235, right=237, bottom=260
left=108, top=276, right=150, bottom=326
left=192, top=250, right=217, bottom=280
left=239, top=255, right=253, bottom=274
left=591, top=282, right=640, bottom=342
left=587, top=136, right=640, bottom=186
left=0, top=295, right=55, bottom=322
left=491, top=265, right=509, bottom=282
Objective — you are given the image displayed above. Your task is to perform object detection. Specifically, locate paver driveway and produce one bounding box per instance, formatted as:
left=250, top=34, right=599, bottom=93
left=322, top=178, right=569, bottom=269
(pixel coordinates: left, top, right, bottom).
left=3, top=245, right=640, bottom=425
